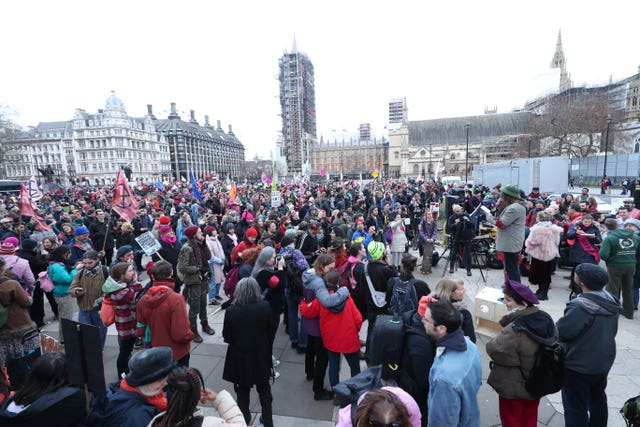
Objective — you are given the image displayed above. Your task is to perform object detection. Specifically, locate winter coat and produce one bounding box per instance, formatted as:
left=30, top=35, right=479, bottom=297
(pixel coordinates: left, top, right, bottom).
left=147, top=390, right=246, bottom=427
left=69, top=266, right=108, bottom=311
left=206, top=236, right=226, bottom=285
left=222, top=300, right=274, bottom=387
left=336, top=386, right=422, bottom=427
left=389, top=219, right=408, bottom=253
left=15, top=250, right=48, bottom=280
left=255, top=269, right=286, bottom=315
left=496, top=202, right=526, bottom=253
left=301, top=268, right=349, bottom=337
left=300, top=291, right=362, bottom=353
left=136, top=280, right=194, bottom=360
left=446, top=213, right=475, bottom=243
left=2, top=255, right=35, bottom=290
left=486, top=307, right=558, bottom=400
left=0, top=386, right=87, bottom=427
left=104, top=280, right=142, bottom=340
left=0, top=277, right=35, bottom=332
left=362, top=261, right=397, bottom=316
left=525, top=222, right=563, bottom=262
left=556, top=290, right=622, bottom=375
left=48, top=262, right=78, bottom=297
left=599, top=228, right=640, bottom=266
left=566, top=223, right=602, bottom=264
left=92, top=388, right=158, bottom=427
left=177, top=239, right=211, bottom=286
left=229, top=239, right=255, bottom=265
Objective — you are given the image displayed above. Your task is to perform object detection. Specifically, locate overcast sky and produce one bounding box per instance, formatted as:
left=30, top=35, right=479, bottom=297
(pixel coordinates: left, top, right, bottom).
left=1, top=1, right=639, bottom=159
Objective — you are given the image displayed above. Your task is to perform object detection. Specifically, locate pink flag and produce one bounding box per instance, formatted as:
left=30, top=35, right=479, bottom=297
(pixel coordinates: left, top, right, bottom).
left=112, top=169, right=138, bottom=222
left=319, top=167, right=325, bottom=177
left=20, top=184, right=49, bottom=231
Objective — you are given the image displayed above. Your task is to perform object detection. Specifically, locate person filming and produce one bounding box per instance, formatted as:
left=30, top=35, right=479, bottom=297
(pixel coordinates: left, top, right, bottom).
left=446, top=204, right=474, bottom=276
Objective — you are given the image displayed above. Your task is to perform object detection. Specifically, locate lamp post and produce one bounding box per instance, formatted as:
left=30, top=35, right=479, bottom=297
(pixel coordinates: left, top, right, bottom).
left=603, top=115, right=612, bottom=178
left=528, top=137, right=532, bottom=159
left=464, top=123, right=471, bottom=183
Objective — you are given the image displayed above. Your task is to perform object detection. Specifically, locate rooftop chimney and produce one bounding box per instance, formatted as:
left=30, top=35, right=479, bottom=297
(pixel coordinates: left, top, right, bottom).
left=216, top=120, right=223, bottom=131
left=204, top=115, right=211, bottom=127
left=189, top=110, right=199, bottom=125
left=228, top=125, right=234, bottom=135
left=168, top=102, right=181, bottom=120
left=146, top=104, right=156, bottom=120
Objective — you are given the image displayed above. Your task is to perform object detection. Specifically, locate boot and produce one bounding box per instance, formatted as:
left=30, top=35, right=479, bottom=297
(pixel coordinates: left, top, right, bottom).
left=201, top=321, right=215, bottom=336
left=537, top=284, right=549, bottom=301
left=191, top=326, right=203, bottom=343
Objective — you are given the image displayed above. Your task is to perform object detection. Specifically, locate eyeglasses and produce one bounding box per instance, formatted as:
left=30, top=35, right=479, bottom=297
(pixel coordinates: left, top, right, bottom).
left=369, top=421, right=402, bottom=427
left=421, top=317, right=434, bottom=326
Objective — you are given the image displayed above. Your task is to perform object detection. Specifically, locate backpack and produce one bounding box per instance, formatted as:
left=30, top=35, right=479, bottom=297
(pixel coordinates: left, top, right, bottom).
left=383, top=228, right=393, bottom=244
left=521, top=343, right=564, bottom=398
left=338, top=261, right=358, bottom=291
left=0, top=278, right=8, bottom=328
left=223, top=264, right=241, bottom=299
left=284, top=256, right=303, bottom=295
left=38, top=270, right=55, bottom=293
left=367, top=314, right=405, bottom=380
left=333, top=365, right=383, bottom=425
left=621, top=394, right=640, bottom=427
left=389, top=278, right=418, bottom=317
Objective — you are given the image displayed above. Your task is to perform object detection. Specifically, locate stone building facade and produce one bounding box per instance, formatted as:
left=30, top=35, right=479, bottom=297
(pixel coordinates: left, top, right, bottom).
left=311, top=138, right=388, bottom=178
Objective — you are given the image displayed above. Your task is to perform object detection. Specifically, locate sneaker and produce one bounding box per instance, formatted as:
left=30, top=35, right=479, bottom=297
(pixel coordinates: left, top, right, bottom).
left=272, top=356, right=280, bottom=367
left=272, top=371, right=281, bottom=380
left=314, top=390, right=334, bottom=401
left=467, top=271, right=472, bottom=276
left=215, top=295, right=223, bottom=301
left=208, top=300, right=220, bottom=306
left=134, top=337, right=144, bottom=348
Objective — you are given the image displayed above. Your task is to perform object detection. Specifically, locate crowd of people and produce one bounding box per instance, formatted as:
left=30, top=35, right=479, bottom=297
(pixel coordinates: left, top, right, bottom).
left=0, top=176, right=633, bottom=426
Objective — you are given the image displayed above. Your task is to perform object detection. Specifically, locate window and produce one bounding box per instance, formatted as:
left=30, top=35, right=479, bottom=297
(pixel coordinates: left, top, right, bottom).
left=394, top=151, right=399, bottom=159
left=413, top=164, right=419, bottom=174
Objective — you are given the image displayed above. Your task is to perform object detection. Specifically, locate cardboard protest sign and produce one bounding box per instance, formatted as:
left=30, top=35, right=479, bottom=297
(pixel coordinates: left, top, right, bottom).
left=271, top=191, right=281, bottom=208
left=135, top=231, right=162, bottom=256
left=62, top=319, right=106, bottom=397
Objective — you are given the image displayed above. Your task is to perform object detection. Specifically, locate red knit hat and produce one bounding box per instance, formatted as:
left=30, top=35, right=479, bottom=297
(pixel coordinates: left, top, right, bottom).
left=184, top=226, right=200, bottom=240
left=159, top=215, right=171, bottom=225
left=246, top=228, right=258, bottom=238
left=417, top=295, right=439, bottom=318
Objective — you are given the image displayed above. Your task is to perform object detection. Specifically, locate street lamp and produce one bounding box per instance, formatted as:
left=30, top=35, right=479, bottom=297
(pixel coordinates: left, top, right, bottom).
left=464, top=123, right=471, bottom=183
left=603, top=115, right=613, bottom=178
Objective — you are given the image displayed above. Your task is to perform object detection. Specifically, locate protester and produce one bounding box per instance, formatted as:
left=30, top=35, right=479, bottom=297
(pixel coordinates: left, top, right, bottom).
left=0, top=351, right=87, bottom=427
left=48, top=245, right=79, bottom=344
left=152, top=226, right=183, bottom=293
left=418, top=210, right=437, bottom=274
left=432, top=277, right=476, bottom=343
left=340, top=387, right=421, bottom=427
left=556, top=263, right=622, bottom=427
left=69, top=250, right=108, bottom=346
left=495, top=185, right=526, bottom=282
left=0, top=238, right=36, bottom=292
left=524, top=211, right=563, bottom=300
left=205, top=226, right=225, bottom=305
left=137, top=260, right=194, bottom=367
left=486, top=280, right=558, bottom=427
left=446, top=204, right=474, bottom=276
left=279, top=235, right=310, bottom=353
left=15, top=238, right=52, bottom=327
left=222, top=278, right=275, bottom=427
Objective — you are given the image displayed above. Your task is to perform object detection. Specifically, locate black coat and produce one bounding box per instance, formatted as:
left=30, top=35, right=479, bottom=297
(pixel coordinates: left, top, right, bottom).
left=88, top=219, right=115, bottom=250
left=0, top=386, right=87, bottom=427
left=222, top=300, right=275, bottom=387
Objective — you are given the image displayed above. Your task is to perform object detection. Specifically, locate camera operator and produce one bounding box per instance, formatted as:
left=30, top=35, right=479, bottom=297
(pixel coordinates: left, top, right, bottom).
left=446, top=204, right=475, bottom=276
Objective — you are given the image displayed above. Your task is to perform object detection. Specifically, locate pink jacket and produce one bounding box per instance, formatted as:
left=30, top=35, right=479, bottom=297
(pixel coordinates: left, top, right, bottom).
left=2, top=255, right=35, bottom=290
left=525, top=222, right=563, bottom=262
left=336, top=386, right=421, bottom=427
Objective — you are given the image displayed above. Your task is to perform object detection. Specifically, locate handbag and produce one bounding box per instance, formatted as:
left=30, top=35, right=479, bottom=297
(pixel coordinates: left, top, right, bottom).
left=6, top=328, right=42, bottom=391
left=100, top=298, right=115, bottom=326
left=333, top=365, right=383, bottom=408
left=364, top=263, right=387, bottom=308
left=38, top=270, right=55, bottom=293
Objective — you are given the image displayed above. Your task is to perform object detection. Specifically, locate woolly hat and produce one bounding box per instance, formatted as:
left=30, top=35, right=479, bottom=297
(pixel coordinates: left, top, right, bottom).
left=0, top=239, right=18, bottom=255
left=125, top=347, right=176, bottom=388
left=184, top=225, right=200, bottom=240
left=102, top=276, right=126, bottom=293
left=624, top=218, right=640, bottom=230
left=504, top=280, right=539, bottom=305
left=280, top=236, right=295, bottom=248
left=159, top=215, right=171, bottom=225
left=21, top=239, right=38, bottom=251
left=245, top=228, right=258, bottom=238
left=500, top=185, right=521, bottom=199
left=158, top=225, right=173, bottom=236
left=204, top=225, right=216, bottom=235
left=115, top=245, right=134, bottom=260
left=417, top=295, right=439, bottom=318
left=367, top=241, right=385, bottom=261
left=575, top=263, right=609, bottom=291
left=74, top=226, right=90, bottom=236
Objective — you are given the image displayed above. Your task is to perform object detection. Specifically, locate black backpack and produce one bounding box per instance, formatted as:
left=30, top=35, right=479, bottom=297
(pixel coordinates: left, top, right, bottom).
left=621, top=394, right=640, bottom=427
left=389, top=278, right=418, bottom=317
left=284, top=257, right=303, bottom=295
left=521, top=343, right=564, bottom=398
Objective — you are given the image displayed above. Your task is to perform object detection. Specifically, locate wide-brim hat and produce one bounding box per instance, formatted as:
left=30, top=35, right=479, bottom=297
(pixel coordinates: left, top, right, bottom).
left=126, top=347, right=176, bottom=387
left=500, top=185, right=521, bottom=199
left=504, top=280, right=539, bottom=305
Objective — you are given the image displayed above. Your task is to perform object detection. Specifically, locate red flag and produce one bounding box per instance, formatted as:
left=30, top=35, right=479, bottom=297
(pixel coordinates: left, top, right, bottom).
left=20, top=184, right=49, bottom=231
left=112, top=169, right=138, bottom=222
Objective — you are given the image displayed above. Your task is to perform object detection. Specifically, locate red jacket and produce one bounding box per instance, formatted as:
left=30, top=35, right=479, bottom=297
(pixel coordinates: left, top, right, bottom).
left=230, top=239, right=256, bottom=264
left=300, top=291, right=362, bottom=354
left=136, top=279, right=194, bottom=360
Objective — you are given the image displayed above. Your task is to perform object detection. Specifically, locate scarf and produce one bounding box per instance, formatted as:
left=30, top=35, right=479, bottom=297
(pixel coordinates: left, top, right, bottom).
left=161, top=234, right=177, bottom=245
left=120, top=378, right=167, bottom=412
left=575, top=224, right=600, bottom=262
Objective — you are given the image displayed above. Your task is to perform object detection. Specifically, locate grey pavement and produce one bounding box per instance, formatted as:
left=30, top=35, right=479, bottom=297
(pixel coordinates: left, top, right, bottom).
left=39, top=249, right=639, bottom=426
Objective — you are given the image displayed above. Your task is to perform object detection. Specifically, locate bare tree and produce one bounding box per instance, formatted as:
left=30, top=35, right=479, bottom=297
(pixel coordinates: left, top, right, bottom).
left=524, top=88, right=623, bottom=158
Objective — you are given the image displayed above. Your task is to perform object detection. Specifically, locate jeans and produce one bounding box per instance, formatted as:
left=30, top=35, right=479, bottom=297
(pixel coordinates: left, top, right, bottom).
left=78, top=309, right=107, bottom=348
left=286, top=293, right=307, bottom=348
left=187, top=282, right=208, bottom=328
left=562, top=368, right=608, bottom=427
left=208, top=260, right=221, bottom=302
left=327, top=350, right=361, bottom=388
left=502, top=251, right=521, bottom=282
left=234, top=382, right=273, bottom=427
left=305, top=335, right=329, bottom=393
left=117, top=337, right=136, bottom=378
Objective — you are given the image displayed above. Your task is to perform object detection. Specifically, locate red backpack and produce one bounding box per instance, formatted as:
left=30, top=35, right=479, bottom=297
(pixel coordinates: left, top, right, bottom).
left=223, top=264, right=241, bottom=298
left=338, top=261, right=359, bottom=291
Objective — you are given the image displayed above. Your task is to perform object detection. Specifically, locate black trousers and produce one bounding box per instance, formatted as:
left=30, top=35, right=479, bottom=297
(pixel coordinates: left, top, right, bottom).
left=305, top=334, right=329, bottom=393
left=101, top=248, right=114, bottom=266
left=450, top=240, right=472, bottom=272
left=235, top=382, right=273, bottom=427
left=29, top=282, right=59, bottom=327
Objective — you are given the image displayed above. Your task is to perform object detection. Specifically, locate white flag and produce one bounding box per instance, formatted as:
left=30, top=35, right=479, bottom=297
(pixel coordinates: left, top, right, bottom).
left=27, top=176, right=43, bottom=201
